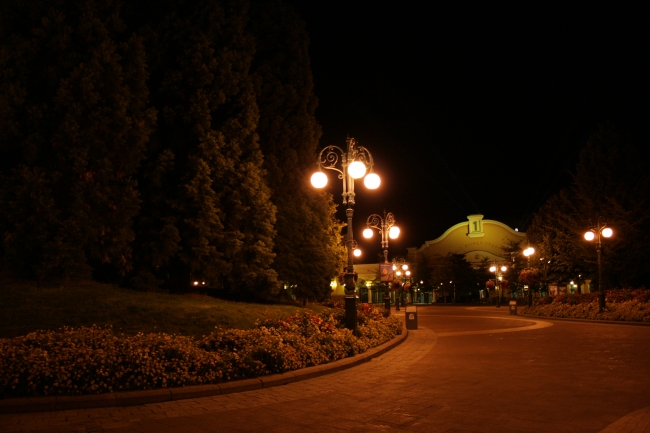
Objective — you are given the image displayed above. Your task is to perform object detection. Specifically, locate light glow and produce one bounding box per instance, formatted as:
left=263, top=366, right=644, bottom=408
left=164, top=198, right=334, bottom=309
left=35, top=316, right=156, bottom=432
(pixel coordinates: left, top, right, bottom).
left=364, top=173, right=380, bottom=189
left=363, top=228, right=373, bottom=238
left=602, top=227, right=613, bottom=238
left=311, top=172, right=327, bottom=188
left=353, top=248, right=362, bottom=257
left=584, top=231, right=595, bottom=241
left=348, top=161, right=367, bottom=179
left=389, top=226, right=400, bottom=239
left=489, top=266, right=496, bottom=273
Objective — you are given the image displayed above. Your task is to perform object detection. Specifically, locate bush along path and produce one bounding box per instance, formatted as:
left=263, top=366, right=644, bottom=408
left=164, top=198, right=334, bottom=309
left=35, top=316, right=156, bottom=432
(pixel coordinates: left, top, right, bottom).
left=521, top=288, right=650, bottom=322
left=0, top=304, right=402, bottom=399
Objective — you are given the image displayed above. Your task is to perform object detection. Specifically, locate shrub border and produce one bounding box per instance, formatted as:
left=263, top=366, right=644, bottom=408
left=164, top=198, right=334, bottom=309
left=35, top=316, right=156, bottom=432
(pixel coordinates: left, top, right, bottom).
left=518, top=311, right=650, bottom=327
left=0, top=327, right=408, bottom=414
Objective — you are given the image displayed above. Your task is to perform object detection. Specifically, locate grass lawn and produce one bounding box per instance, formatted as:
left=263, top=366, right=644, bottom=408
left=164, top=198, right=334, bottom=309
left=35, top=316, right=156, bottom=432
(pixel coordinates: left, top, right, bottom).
left=0, top=279, right=333, bottom=339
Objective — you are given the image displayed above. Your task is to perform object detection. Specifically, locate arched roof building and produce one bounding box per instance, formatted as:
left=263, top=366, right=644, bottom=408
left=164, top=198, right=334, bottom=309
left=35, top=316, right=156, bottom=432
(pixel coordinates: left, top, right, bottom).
left=407, top=214, right=527, bottom=265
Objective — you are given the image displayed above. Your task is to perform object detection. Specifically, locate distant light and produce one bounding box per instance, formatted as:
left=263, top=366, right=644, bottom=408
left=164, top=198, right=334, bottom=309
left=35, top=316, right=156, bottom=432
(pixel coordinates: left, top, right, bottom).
left=202, top=282, right=206, bottom=285
left=515, top=228, right=518, bottom=232
left=348, top=161, right=367, bottom=179
left=389, top=226, right=400, bottom=239
left=501, top=266, right=507, bottom=272
left=364, top=173, right=380, bottom=189
left=363, top=228, right=373, bottom=238
left=584, top=231, right=595, bottom=241
left=311, top=172, right=327, bottom=188
left=489, top=266, right=496, bottom=273
left=602, top=227, right=613, bottom=238
left=402, top=264, right=408, bottom=270
left=193, top=281, right=199, bottom=286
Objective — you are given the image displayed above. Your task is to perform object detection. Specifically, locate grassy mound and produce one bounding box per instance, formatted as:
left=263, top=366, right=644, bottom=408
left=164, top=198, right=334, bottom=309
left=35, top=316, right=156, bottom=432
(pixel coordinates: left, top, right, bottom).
left=0, top=279, right=333, bottom=339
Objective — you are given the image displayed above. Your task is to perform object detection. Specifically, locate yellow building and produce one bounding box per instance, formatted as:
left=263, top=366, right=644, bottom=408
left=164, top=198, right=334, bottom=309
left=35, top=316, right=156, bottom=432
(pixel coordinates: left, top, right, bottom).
left=407, top=214, right=527, bottom=265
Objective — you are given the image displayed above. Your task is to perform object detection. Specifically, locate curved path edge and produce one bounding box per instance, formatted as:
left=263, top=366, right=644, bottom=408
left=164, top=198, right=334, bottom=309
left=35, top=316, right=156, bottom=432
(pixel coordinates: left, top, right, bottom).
left=0, top=328, right=408, bottom=415
left=517, top=312, right=650, bottom=326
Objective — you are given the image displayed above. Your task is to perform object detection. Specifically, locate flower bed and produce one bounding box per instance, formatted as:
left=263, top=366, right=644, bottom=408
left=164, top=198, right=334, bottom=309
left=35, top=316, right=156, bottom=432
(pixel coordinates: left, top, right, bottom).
left=0, top=304, right=401, bottom=398
left=521, top=289, right=650, bottom=322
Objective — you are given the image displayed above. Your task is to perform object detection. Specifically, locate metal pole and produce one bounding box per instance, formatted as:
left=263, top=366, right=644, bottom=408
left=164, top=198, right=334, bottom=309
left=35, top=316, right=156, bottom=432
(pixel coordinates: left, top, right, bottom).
left=344, top=206, right=357, bottom=331
left=597, top=236, right=605, bottom=313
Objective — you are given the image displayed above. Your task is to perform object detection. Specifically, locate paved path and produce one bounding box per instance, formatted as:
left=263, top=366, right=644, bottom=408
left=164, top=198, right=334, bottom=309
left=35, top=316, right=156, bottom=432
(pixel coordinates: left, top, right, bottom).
left=1, top=306, right=650, bottom=432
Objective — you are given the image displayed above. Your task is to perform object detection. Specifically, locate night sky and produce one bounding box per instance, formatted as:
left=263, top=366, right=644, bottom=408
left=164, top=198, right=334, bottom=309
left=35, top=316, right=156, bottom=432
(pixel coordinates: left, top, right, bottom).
left=288, top=2, right=650, bottom=261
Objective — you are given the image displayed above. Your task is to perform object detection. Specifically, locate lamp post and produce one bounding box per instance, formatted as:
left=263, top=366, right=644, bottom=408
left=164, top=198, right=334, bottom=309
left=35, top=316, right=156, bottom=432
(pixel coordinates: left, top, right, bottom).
left=523, top=246, right=535, bottom=307
left=392, top=258, right=408, bottom=311
left=489, top=264, right=508, bottom=308
left=584, top=218, right=613, bottom=313
left=363, top=211, right=400, bottom=313
left=311, top=137, right=380, bottom=331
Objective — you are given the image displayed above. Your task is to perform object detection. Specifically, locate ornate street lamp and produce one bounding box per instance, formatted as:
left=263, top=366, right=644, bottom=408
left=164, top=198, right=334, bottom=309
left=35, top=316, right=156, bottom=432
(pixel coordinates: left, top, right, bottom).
left=489, top=264, right=508, bottom=308
left=363, top=211, right=400, bottom=313
left=393, top=259, right=409, bottom=310
left=311, top=137, right=380, bottom=331
left=584, top=218, right=613, bottom=313
left=523, top=246, right=535, bottom=306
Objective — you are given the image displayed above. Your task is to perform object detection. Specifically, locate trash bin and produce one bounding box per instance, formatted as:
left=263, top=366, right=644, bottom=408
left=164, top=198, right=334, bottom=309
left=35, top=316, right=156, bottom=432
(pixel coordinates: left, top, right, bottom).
left=509, top=300, right=518, bottom=315
left=405, top=305, right=418, bottom=330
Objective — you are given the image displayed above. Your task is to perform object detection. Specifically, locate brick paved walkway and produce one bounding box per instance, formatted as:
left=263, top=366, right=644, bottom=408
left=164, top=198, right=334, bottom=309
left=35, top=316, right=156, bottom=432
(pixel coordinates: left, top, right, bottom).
left=1, top=307, right=649, bottom=432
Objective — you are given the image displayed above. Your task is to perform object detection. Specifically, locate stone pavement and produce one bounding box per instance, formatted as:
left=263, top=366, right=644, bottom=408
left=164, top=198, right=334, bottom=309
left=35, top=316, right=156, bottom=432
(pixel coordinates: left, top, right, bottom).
left=1, top=306, right=650, bottom=432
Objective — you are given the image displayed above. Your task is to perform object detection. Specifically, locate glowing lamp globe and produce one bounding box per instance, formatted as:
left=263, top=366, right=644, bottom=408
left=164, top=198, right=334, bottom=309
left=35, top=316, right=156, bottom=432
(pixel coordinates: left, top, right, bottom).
left=602, top=228, right=613, bottom=238
left=348, top=161, right=367, bottom=179
left=354, top=248, right=362, bottom=257
left=489, top=266, right=496, bottom=273
left=363, top=228, right=373, bottom=238
left=389, top=226, right=400, bottom=239
left=584, top=231, right=595, bottom=241
left=311, top=172, right=327, bottom=188
left=501, top=266, right=507, bottom=272
left=364, top=173, right=380, bottom=189
left=402, top=264, right=408, bottom=271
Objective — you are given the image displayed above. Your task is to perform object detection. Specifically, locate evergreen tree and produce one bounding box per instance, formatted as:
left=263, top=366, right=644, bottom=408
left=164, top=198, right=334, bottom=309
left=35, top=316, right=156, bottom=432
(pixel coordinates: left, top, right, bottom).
left=248, top=0, right=345, bottom=302
left=131, top=0, right=279, bottom=298
left=0, top=0, right=155, bottom=279
left=526, top=124, right=650, bottom=288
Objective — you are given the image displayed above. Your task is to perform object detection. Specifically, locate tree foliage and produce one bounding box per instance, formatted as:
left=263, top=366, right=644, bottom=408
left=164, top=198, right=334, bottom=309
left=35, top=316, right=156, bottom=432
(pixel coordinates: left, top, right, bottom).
left=0, top=0, right=155, bottom=279
left=526, top=124, right=650, bottom=288
left=248, top=0, right=345, bottom=302
left=0, top=0, right=345, bottom=302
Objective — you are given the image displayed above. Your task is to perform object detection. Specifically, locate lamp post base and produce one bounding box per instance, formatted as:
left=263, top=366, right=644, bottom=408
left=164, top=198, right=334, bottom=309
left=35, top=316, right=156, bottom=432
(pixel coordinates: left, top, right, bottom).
left=345, top=295, right=358, bottom=331
left=598, top=292, right=606, bottom=313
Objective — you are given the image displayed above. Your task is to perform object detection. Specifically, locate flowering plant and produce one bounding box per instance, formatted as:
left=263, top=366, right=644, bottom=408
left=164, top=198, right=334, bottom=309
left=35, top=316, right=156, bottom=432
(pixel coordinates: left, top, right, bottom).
left=485, top=280, right=495, bottom=288
left=0, top=306, right=402, bottom=398
left=390, top=281, right=402, bottom=291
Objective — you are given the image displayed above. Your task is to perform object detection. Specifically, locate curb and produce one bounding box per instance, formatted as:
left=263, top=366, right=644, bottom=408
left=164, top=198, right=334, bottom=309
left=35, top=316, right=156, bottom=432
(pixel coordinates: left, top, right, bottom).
left=0, top=328, right=408, bottom=414
left=518, top=312, right=650, bottom=326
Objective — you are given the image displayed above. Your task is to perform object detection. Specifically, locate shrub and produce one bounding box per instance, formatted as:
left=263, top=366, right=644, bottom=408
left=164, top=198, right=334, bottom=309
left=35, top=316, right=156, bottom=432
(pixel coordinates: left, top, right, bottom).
left=0, top=305, right=402, bottom=398
left=523, top=288, right=650, bottom=322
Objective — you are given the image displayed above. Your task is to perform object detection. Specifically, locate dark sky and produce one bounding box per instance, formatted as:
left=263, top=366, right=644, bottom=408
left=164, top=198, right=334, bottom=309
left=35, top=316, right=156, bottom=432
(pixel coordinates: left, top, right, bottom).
left=287, top=2, right=650, bottom=261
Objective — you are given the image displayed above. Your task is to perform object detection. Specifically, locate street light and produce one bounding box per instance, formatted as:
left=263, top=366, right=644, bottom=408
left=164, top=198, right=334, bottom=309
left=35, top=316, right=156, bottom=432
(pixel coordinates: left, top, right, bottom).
left=584, top=217, right=613, bottom=313
left=363, top=211, right=399, bottom=313
left=489, top=264, right=508, bottom=308
left=312, top=137, right=380, bottom=331
left=393, top=259, right=408, bottom=311
left=523, top=246, right=535, bottom=306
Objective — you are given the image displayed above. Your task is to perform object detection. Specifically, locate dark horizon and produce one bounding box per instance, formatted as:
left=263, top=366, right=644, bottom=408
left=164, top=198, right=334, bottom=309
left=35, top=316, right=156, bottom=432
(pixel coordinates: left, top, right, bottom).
left=288, top=2, right=650, bottom=261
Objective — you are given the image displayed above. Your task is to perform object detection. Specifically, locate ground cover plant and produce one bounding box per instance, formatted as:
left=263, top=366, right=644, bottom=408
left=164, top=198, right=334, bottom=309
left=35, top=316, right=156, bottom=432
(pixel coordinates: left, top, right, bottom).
left=521, top=288, right=650, bottom=322
left=0, top=304, right=402, bottom=398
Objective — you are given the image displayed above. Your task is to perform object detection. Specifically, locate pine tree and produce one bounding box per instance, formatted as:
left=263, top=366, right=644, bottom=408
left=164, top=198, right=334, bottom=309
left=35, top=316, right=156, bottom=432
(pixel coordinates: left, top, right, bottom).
left=527, top=124, right=650, bottom=288
left=0, top=0, right=155, bottom=279
left=248, top=0, right=346, bottom=302
left=132, top=0, right=279, bottom=298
